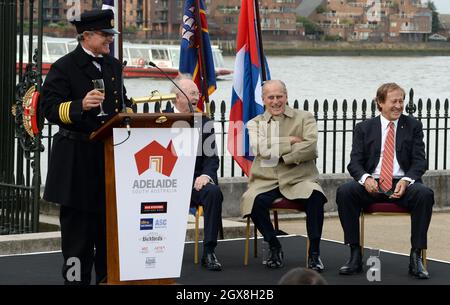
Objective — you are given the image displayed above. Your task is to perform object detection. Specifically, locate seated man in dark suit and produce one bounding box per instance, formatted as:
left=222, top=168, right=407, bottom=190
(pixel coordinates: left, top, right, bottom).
left=169, top=75, right=223, bottom=271
left=336, top=83, right=434, bottom=279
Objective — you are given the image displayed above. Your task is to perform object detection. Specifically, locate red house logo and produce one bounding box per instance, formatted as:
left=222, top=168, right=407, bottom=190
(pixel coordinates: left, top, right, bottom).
left=134, top=140, right=178, bottom=177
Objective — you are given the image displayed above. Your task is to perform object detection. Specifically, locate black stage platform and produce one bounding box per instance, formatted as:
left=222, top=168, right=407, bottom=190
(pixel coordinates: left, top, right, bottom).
left=0, top=235, right=448, bottom=285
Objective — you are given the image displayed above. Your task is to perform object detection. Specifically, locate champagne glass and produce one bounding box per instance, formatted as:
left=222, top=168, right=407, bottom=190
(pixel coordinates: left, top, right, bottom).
left=92, top=79, right=107, bottom=116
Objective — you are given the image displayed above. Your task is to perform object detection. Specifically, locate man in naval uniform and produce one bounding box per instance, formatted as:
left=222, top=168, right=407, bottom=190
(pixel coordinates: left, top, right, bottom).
left=41, top=9, right=132, bottom=284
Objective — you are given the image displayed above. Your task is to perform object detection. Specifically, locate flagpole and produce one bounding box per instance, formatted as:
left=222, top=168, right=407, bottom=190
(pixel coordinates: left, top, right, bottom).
left=193, top=0, right=211, bottom=114
left=253, top=0, right=267, bottom=82
left=117, top=0, right=123, bottom=63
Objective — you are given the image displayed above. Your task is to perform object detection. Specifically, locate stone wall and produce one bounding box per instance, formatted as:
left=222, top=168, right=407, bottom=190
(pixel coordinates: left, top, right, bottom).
left=219, top=170, right=450, bottom=218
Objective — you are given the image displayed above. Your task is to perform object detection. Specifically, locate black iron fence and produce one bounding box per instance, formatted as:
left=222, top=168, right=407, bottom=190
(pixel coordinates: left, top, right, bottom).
left=1, top=0, right=43, bottom=235
left=39, top=89, right=449, bottom=181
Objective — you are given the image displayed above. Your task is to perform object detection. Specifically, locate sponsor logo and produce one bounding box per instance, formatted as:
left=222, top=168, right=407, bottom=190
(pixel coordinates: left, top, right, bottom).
left=141, top=202, right=167, bottom=214
left=154, top=218, right=167, bottom=229
left=145, top=257, right=156, bottom=268
left=134, top=140, right=178, bottom=177
left=140, top=232, right=165, bottom=243
left=154, top=245, right=166, bottom=253
left=140, top=218, right=153, bottom=230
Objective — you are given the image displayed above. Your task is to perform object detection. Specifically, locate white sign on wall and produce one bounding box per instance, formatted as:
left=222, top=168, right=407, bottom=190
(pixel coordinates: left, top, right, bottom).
left=113, top=127, right=199, bottom=281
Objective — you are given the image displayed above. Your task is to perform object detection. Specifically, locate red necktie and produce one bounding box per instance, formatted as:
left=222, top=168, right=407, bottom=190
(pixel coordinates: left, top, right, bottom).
left=379, top=122, right=395, bottom=192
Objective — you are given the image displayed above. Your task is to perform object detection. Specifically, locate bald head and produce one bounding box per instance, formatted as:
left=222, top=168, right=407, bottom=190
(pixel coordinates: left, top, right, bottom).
left=171, top=76, right=200, bottom=113
left=262, top=80, right=287, bottom=99
left=261, top=80, right=288, bottom=116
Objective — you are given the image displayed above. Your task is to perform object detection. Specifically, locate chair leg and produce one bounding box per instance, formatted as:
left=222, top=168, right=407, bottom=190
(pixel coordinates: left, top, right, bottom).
left=194, top=207, right=201, bottom=264
left=306, top=237, right=310, bottom=268
left=244, top=217, right=250, bottom=266
left=254, top=220, right=258, bottom=258
left=422, top=249, right=427, bottom=268
left=360, top=211, right=365, bottom=256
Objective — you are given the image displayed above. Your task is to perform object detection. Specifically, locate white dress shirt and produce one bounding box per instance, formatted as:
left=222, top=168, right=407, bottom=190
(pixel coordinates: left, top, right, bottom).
left=82, top=46, right=103, bottom=72
left=359, top=115, right=414, bottom=186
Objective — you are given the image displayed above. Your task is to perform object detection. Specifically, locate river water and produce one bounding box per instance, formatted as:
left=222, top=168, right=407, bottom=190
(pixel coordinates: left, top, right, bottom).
left=126, top=55, right=450, bottom=114
left=37, top=56, right=450, bottom=179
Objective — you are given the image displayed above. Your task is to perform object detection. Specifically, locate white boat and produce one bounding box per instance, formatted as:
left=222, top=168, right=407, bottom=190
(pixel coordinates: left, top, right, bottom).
left=17, top=35, right=232, bottom=79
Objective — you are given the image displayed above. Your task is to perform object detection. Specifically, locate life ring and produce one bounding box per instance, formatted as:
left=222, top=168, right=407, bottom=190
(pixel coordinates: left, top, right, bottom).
left=22, top=86, right=40, bottom=137
left=137, top=58, right=146, bottom=67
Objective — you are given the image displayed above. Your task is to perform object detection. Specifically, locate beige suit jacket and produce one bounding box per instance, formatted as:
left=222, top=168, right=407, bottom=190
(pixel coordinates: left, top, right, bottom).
left=240, top=106, right=325, bottom=217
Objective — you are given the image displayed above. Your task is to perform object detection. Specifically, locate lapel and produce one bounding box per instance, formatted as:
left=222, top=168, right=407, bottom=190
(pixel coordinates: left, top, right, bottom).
left=102, top=55, right=114, bottom=80
left=71, top=44, right=103, bottom=81
left=374, top=116, right=382, bottom=156
left=395, top=114, right=407, bottom=151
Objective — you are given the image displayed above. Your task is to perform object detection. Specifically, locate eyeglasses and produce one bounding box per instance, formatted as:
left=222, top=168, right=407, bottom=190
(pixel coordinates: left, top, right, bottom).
left=188, top=91, right=201, bottom=97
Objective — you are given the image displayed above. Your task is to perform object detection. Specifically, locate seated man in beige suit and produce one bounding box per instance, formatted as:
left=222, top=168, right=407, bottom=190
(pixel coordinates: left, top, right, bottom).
left=241, top=80, right=327, bottom=271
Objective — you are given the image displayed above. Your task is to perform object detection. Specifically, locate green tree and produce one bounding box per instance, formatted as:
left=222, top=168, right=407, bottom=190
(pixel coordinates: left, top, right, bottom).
left=125, top=25, right=139, bottom=34
left=315, top=5, right=326, bottom=14
left=427, top=1, right=440, bottom=33
left=297, top=16, right=321, bottom=35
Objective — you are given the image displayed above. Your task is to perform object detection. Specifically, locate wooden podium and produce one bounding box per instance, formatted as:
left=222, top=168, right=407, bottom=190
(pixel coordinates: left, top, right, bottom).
left=90, top=113, right=199, bottom=285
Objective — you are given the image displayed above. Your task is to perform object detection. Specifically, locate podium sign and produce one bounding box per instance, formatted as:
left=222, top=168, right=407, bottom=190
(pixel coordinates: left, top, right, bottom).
left=113, top=127, right=199, bottom=281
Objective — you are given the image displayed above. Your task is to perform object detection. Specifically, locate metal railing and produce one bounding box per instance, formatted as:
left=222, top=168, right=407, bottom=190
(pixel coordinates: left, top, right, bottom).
left=39, top=88, right=449, bottom=180
left=1, top=0, right=43, bottom=235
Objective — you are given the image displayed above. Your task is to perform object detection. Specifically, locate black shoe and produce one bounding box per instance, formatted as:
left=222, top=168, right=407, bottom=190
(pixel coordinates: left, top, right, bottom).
left=409, top=248, right=430, bottom=279
left=266, top=247, right=284, bottom=269
left=308, top=252, right=324, bottom=273
left=339, top=245, right=363, bottom=275
left=201, top=252, right=222, bottom=271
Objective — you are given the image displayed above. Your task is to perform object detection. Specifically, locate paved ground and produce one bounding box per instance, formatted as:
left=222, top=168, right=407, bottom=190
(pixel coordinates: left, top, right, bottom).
left=277, top=211, right=450, bottom=262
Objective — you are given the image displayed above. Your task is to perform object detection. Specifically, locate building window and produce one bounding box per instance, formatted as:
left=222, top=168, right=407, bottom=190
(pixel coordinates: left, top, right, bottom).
left=225, top=17, right=234, bottom=24
left=275, top=18, right=280, bottom=29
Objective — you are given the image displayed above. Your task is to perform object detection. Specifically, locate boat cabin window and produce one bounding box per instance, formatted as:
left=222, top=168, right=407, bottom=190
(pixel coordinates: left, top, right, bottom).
left=18, top=39, right=39, bottom=62
left=151, top=49, right=169, bottom=61
left=150, top=49, right=171, bottom=67
left=212, top=50, right=224, bottom=68
left=47, top=42, right=68, bottom=61
left=169, top=49, right=180, bottom=69
left=129, top=47, right=150, bottom=66
left=67, top=43, right=77, bottom=52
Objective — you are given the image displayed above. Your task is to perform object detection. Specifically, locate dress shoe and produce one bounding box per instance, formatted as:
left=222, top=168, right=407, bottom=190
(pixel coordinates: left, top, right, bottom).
left=201, top=252, right=222, bottom=271
left=409, top=248, right=430, bottom=279
left=266, top=247, right=284, bottom=269
left=339, top=245, right=363, bottom=275
left=308, top=252, right=324, bottom=273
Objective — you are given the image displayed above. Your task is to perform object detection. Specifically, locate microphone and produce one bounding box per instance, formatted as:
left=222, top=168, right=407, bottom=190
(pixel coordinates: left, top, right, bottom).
left=148, top=61, right=194, bottom=113
left=121, top=60, right=131, bottom=135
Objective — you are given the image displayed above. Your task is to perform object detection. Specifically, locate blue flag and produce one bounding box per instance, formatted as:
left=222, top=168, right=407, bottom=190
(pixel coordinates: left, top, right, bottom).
left=179, top=0, right=216, bottom=111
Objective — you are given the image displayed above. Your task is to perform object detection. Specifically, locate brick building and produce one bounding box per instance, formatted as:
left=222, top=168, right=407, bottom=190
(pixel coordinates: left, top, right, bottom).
left=20, top=0, right=305, bottom=41
left=21, top=0, right=99, bottom=25
left=310, top=0, right=432, bottom=42
left=206, top=0, right=303, bottom=40
left=148, top=0, right=183, bottom=39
